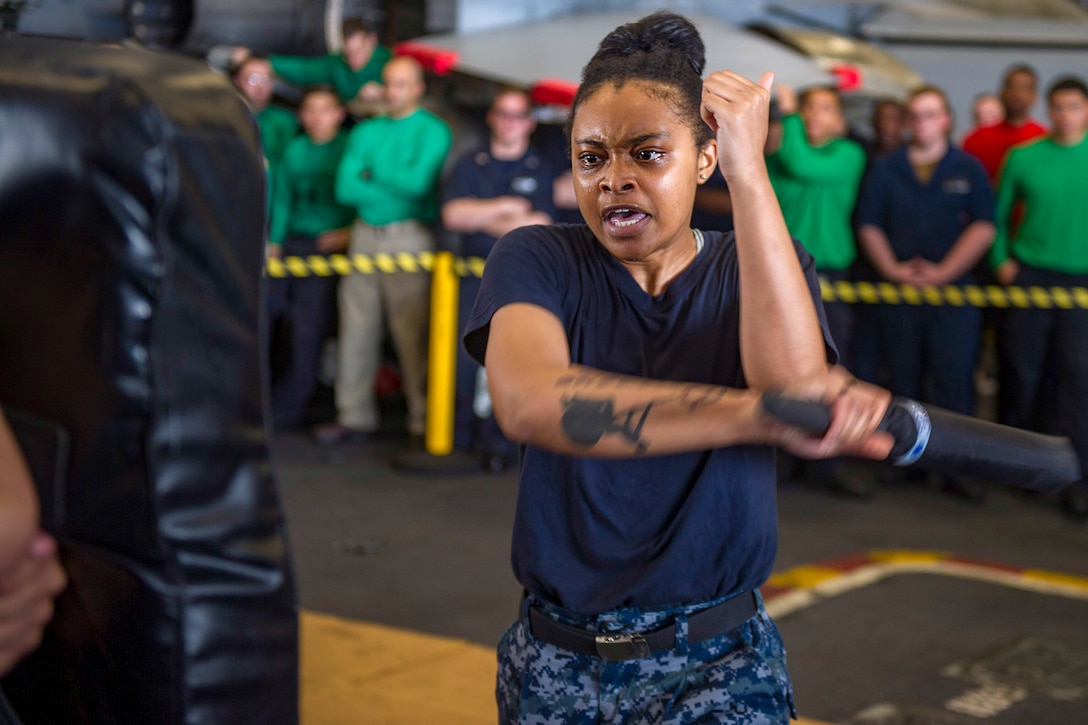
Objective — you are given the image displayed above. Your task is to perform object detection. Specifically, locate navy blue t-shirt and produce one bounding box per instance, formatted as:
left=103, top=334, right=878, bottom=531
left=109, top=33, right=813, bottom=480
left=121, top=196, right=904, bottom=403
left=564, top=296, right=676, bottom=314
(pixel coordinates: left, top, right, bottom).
left=442, top=145, right=561, bottom=259
left=856, top=146, right=994, bottom=283
left=464, top=224, right=834, bottom=615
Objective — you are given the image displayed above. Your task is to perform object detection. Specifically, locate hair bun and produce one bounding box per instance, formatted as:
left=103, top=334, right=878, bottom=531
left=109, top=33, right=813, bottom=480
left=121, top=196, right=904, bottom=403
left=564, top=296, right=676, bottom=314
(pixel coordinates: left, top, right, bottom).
left=592, top=11, right=705, bottom=77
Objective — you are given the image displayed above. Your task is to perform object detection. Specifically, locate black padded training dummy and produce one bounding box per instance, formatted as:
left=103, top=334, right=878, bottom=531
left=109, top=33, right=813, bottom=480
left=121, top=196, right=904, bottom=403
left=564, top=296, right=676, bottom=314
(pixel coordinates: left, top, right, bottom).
left=0, top=36, right=298, bottom=724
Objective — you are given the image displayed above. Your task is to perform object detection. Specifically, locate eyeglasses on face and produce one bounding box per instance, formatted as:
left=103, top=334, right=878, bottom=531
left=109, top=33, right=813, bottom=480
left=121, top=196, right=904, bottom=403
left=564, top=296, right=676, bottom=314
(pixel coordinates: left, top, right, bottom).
left=491, top=110, right=532, bottom=121
left=908, top=110, right=946, bottom=122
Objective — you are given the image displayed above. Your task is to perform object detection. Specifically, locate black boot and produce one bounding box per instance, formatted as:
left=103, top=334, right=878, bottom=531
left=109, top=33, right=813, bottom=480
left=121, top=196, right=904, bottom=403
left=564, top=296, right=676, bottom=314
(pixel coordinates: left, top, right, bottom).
left=940, top=475, right=987, bottom=504
left=1060, top=483, right=1088, bottom=521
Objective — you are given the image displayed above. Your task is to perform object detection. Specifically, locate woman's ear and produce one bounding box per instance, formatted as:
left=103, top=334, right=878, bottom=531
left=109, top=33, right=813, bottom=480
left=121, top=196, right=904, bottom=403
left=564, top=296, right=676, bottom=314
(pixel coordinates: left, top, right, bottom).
left=697, top=140, right=718, bottom=184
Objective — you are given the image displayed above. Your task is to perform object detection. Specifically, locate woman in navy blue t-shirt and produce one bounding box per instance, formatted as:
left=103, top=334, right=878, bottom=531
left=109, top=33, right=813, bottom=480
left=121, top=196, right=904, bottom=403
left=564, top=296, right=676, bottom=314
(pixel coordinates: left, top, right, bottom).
left=464, top=11, right=894, bottom=724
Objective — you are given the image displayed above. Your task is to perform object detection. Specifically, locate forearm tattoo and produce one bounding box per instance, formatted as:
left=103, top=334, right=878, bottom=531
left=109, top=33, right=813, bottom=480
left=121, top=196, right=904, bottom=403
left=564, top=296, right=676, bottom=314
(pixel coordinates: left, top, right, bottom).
left=561, top=397, right=654, bottom=453
left=557, top=372, right=726, bottom=454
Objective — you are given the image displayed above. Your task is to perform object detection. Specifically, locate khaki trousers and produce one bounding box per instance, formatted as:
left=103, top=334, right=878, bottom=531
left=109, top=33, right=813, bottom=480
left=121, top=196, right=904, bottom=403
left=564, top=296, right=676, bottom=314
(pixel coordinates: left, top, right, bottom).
left=336, top=219, right=431, bottom=435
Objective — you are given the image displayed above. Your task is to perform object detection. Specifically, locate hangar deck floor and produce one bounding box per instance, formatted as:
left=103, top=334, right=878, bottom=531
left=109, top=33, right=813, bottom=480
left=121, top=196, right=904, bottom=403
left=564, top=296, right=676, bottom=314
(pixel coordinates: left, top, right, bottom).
left=274, top=424, right=1088, bottom=724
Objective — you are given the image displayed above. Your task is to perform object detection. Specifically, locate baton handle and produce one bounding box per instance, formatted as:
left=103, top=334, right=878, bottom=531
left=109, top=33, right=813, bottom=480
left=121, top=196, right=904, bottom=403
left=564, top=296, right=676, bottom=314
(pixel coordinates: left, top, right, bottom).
left=759, top=393, right=1081, bottom=493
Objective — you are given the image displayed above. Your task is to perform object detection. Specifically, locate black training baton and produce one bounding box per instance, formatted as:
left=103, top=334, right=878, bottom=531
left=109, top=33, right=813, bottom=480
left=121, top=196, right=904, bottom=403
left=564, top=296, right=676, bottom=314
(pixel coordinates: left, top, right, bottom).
left=760, top=393, right=1081, bottom=494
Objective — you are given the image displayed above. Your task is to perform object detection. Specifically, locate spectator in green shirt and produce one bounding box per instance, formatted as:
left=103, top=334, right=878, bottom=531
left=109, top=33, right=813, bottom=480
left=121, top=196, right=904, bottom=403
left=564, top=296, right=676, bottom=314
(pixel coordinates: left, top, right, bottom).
left=767, top=84, right=867, bottom=498
left=266, top=85, right=355, bottom=431
left=231, top=55, right=299, bottom=194
left=268, top=18, right=390, bottom=105
left=767, top=85, right=865, bottom=364
left=991, top=76, right=1088, bottom=520
left=314, top=56, right=452, bottom=446
left=768, top=86, right=866, bottom=271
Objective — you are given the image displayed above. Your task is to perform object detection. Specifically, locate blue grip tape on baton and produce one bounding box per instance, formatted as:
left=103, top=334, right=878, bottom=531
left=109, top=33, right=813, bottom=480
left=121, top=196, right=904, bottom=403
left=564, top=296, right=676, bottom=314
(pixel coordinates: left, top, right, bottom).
left=891, top=397, right=930, bottom=466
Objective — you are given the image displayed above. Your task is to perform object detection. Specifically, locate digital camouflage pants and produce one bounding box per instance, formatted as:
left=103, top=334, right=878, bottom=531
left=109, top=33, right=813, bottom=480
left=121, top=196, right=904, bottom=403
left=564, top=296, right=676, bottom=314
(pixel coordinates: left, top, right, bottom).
left=496, top=592, right=796, bottom=724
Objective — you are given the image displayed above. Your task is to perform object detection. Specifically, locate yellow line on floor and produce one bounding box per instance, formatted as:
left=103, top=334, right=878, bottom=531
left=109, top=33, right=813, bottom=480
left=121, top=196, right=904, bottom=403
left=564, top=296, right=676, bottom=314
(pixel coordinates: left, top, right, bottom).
left=302, top=610, right=498, bottom=724
left=300, top=610, right=833, bottom=724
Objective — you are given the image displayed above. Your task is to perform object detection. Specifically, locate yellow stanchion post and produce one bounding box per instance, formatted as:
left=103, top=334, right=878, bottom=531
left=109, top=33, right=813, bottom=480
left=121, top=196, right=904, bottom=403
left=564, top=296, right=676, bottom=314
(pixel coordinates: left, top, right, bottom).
left=425, top=251, right=458, bottom=455
left=392, top=251, right=482, bottom=474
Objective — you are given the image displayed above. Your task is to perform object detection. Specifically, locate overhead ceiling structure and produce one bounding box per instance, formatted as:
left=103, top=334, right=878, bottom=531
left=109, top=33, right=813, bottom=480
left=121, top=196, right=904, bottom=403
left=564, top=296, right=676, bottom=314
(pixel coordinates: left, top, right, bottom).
left=748, top=22, right=923, bottom=98
left=399, top=11, right=834, bottom=107
left=768, top=0, right=1088, bottom=47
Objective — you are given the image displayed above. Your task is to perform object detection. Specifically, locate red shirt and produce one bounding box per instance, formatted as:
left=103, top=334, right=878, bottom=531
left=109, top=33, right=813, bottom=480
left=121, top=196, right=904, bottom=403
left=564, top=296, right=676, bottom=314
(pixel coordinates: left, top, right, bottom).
left=963, top=119, right=1048, bottom=183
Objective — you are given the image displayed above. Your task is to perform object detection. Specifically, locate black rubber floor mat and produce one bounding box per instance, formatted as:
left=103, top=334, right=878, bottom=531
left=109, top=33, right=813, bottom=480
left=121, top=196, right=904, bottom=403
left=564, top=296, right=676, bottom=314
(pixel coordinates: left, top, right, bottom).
left=776, top=573, right=1088, bottom=724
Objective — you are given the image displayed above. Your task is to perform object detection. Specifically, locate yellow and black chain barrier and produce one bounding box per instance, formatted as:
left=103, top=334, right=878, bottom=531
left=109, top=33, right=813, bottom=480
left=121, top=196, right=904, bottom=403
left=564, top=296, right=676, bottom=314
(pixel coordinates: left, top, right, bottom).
left=266, top=252, right=487, bottom=281
left=266, top=253, right=1088, bottom=309
left=818, top=278, right=1088, bottom=309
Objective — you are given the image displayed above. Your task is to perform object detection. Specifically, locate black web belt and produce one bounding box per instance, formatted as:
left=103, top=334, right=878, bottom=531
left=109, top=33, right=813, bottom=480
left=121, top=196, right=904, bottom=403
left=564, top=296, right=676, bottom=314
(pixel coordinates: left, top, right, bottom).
left=526, top=590, right=758, bottom=661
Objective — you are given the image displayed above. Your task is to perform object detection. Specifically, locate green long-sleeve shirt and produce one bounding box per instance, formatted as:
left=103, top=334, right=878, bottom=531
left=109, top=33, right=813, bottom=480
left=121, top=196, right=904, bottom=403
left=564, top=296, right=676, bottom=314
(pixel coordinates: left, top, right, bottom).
left=269, top=47, right=391, bottom=103
left=256, top=105, right=300, bottom=172
left=269, top=131, right=356, bottom=245
left=335, top=108, right=452, bottom=227
left=767, top=114, right=866, bottom=271
left=990, top=135, right=1088, bottom=274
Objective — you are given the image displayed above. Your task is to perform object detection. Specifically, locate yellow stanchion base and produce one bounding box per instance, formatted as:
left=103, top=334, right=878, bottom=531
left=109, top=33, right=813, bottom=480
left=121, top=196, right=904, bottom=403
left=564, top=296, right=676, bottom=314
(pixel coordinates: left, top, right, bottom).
left=389, top=449, right=484, bottom=475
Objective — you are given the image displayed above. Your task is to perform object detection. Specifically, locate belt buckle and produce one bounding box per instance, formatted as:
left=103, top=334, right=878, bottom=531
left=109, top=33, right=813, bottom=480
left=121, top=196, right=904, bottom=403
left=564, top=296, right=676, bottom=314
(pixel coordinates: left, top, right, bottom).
left=594, top=632, right=651, bottom=661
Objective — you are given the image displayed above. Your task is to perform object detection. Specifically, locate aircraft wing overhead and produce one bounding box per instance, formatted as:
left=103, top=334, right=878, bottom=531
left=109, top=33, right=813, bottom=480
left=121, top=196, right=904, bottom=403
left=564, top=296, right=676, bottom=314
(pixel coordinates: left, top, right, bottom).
left=407, top=12, right=832, bottom=103
left=838, top=0, right=1088, bottom=46
left=861, top=9, right=1088, bottom=45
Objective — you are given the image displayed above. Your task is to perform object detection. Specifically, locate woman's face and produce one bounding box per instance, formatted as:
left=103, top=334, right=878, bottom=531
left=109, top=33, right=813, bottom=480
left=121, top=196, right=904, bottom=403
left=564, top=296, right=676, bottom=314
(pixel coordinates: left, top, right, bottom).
left=570, top=80, right=714, bottom=268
